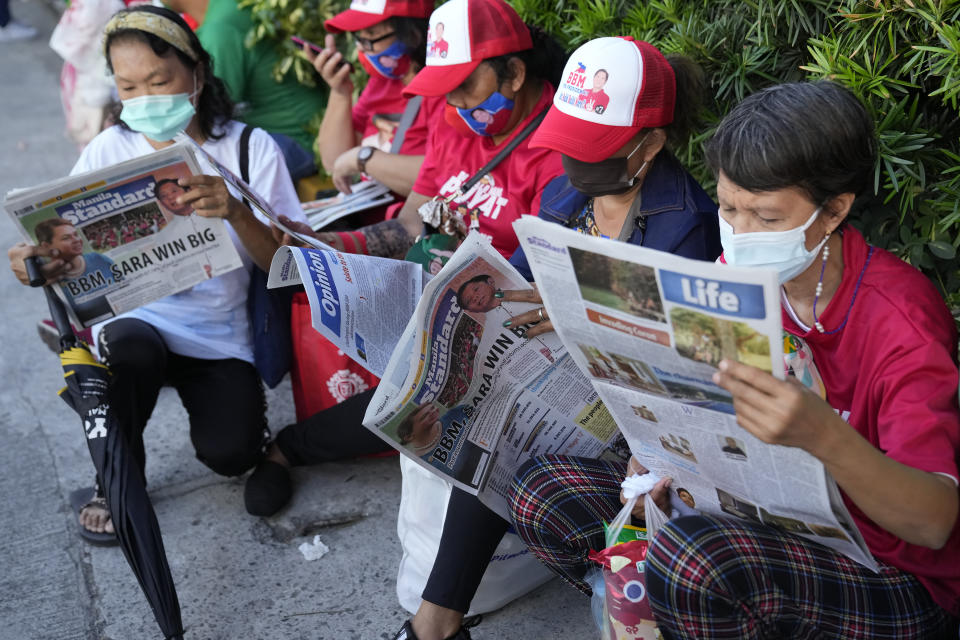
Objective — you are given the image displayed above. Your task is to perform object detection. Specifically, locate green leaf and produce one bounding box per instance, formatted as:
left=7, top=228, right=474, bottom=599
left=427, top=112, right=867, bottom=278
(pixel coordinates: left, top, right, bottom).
left=928, top=240, right=957, bottom=260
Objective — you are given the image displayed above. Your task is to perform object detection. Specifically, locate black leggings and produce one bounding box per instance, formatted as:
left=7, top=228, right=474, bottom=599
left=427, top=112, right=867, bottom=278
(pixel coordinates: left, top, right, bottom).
left=98, top=318, right=268, bottom=481
left=273, top=387, right=392, bottom=465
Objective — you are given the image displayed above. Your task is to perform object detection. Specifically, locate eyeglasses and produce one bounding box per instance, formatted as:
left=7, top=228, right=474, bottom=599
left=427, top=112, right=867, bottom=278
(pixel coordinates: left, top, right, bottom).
left=353, top=31, right=395, bottom=51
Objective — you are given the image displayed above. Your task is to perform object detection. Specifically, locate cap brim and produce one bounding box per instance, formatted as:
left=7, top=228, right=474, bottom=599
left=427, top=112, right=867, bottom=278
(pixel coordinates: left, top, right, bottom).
left=324, top=10, right=387, bottom=34
left=529, top=106, right=642, bottom=163
left=402, top=61, right=480, bottom=98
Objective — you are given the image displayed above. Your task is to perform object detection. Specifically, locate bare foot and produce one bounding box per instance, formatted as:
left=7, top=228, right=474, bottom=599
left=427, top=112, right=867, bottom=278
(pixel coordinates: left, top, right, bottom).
left=79, top=500, right=115, bottom=535
left=265, top=442, right=290, bottom=467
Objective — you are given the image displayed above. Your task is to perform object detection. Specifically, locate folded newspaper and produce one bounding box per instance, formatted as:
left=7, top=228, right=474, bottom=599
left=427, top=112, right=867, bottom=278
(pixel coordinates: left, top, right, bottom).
left=301, top=180, right=394, bottom=231
left=513, top=217, right=876, bottom=570
left=4, top=141, right=243, bottom=327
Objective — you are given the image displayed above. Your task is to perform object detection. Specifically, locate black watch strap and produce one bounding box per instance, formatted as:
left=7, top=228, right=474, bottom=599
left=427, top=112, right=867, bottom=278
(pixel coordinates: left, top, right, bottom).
left=357, top=146, right=376, bottom=173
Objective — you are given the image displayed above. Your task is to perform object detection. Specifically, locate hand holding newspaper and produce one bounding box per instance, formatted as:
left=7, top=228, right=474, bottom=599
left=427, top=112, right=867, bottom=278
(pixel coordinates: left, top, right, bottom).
left=359, top=234, right=626, bottom=518
left=4, top=141, right=243, bottom=327
left=513, top=217, right=877, bottom=570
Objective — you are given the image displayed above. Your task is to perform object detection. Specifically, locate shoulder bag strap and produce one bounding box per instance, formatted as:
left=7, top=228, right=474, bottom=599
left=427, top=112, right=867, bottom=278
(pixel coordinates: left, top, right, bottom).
left=389, top=95, right=423, bottom=154
left=239, top=124, right=254, bottom=209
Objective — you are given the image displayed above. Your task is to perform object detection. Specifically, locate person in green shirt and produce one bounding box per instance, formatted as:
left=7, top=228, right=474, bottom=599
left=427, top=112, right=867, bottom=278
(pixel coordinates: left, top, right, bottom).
left=166, top=0, right=326, bottom=180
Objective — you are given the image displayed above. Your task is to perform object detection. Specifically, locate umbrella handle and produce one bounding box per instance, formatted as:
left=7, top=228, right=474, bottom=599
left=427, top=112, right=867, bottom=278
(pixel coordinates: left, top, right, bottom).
left=25, top=256, right=78, bottom=350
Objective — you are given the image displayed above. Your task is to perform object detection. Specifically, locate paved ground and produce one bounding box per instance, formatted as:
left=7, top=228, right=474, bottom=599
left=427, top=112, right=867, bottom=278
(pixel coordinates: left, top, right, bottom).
left=0, top=2, right=596, bottom=638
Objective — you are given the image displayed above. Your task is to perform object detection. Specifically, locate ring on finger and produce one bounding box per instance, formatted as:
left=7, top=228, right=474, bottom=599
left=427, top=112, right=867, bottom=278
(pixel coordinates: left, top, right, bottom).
left=537, top=307, right=544, bottom=321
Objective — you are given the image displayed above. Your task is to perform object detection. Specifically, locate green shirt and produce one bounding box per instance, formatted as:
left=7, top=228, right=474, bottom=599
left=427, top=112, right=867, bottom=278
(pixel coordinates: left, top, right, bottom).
left=196, top=0, right=326, bottom=153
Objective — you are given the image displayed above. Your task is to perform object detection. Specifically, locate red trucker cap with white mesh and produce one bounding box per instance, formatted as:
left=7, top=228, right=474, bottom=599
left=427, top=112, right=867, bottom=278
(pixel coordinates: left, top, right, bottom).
left=402, top=0, right=532, bottom=97
left=325, top=0, right=434, bottom=34
left=529, top=37, right=676, bottom=162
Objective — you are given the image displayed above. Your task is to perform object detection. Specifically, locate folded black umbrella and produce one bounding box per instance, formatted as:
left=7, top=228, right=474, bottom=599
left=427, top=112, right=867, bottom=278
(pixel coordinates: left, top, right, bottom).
left=29, top=258, right=183, bottom=639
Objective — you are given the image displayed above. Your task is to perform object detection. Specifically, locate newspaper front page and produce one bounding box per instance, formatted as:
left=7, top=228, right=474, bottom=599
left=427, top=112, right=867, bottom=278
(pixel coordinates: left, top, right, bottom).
left=514, top=217, right=876, bottom=570
left=267, top=246, right=423, bottom=377
left=4, top=142, right=243, bottom=327
left=362, top=235, right=624, bottom=518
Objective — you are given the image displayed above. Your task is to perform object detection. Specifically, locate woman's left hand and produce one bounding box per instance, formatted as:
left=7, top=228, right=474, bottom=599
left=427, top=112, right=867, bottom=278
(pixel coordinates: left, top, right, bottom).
left=176, top=175, right=246, bottom=222
left=500, top=285, right=555, bottom=337
left=712, top=359, right=841, bottom=456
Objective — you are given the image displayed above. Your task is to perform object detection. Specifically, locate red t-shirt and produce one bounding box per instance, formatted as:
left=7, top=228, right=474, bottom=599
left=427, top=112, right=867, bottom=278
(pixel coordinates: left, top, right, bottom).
left=351, top=74, right=408, bottom=140
left=412, top=82, right=565, bottom=258
left=781, top=227, right=960, bottom=615
left=583, top=88, right=610, bottom=115
left=399, top=95, right=445, bottom=155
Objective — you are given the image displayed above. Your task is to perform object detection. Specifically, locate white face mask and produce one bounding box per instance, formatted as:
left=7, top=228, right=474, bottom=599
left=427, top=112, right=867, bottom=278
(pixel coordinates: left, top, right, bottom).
left=718, top=207, right=828, bottom=283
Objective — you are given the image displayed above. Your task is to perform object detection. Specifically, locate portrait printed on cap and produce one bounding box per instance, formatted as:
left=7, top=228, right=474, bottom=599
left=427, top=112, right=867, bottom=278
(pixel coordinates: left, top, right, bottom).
left=559, top=61, right=612, bottom=115
left=427, top=21, right=449, bottom=58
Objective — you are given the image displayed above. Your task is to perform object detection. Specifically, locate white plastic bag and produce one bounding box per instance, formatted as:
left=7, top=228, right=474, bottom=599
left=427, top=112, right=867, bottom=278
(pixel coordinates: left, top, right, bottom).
left=396, top=455, right=555, bottom=615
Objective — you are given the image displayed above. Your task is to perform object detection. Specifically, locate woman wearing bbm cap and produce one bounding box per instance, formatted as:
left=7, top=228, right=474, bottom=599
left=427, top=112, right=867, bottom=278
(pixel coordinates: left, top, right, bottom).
left=312, top=0, right=568, bottom=262
left=392, top=37, right=721, bottom=640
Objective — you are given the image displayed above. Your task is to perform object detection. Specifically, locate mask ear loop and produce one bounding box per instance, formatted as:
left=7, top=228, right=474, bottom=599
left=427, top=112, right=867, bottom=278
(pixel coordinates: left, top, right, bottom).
left=626, top=131, right=653, bottom=185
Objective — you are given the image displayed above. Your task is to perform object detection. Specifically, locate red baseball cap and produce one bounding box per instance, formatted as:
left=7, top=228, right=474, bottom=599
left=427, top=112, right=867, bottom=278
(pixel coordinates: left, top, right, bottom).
left=529, top=37, right=676, bottom=162
left=402, top=0, right=532, bottom=97
left=325, top=0, right=434, bottom=34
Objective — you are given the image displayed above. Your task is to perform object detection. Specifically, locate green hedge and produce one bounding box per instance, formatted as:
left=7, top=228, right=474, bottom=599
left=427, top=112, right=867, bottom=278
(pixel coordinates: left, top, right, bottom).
left=243, top=0, right=960, bottom=304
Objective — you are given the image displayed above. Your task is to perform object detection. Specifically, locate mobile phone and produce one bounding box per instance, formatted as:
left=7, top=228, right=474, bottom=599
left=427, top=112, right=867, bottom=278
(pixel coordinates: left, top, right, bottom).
left=290, top=35, right=323, bottom=54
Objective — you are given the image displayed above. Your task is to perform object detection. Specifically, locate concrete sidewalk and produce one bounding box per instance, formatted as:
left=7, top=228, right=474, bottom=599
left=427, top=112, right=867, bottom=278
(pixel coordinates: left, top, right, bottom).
left=0, top=2, right=596, bottom=637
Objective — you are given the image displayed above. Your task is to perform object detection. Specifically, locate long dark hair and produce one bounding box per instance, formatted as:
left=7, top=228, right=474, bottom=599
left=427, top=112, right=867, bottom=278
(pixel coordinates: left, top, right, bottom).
left=388, top=16, right=429, bottom=70
left=104, top=5, right=234, bottom=140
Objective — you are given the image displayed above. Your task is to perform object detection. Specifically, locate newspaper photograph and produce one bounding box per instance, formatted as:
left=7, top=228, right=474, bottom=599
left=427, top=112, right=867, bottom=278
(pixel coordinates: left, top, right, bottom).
left=4, top=142, right=243, bottom=327
left=267, top=246, right=424, bottom=378
left=514, top=217, right=876, bottom=570
left=362, top=234, right=624, bottom=518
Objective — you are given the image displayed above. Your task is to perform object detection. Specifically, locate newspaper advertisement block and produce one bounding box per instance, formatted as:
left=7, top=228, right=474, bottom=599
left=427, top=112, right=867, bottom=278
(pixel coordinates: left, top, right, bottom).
left=268, top=246, right=424, bottom=378
left=4, top=142, right=243, bottom=327
left=514, top=217, right=876, bottom=569
left=362, top=234, right=625, bottom=518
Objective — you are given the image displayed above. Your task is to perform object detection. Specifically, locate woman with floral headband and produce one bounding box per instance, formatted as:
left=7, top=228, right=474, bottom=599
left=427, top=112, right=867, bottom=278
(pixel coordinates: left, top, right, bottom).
left=7, top=5, right=304, bottom=543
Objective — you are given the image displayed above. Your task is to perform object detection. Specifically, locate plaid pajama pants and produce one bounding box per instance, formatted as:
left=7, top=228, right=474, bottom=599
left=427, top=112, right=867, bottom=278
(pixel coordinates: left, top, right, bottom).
left=509, top=455, right=957, bottom=639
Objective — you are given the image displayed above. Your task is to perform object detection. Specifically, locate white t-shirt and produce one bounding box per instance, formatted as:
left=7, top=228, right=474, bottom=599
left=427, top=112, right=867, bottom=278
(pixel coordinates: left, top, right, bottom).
left=73, top=121, right=304, bottom=363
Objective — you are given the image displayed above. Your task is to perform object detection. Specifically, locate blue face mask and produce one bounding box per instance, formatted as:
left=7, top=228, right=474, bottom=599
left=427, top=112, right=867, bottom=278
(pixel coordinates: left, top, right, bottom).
left=448, top=90, right=515, bottom=136
left=361, top=40, right=412, bottom=79
left=120, top=88, right=197, bottom=142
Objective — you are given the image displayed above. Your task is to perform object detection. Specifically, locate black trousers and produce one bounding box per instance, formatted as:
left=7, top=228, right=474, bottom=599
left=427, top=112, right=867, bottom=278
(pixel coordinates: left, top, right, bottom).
left=98, top=318, right=268, bottom=482
left=273, top=387, right=392, bottom=465
left=274, top=386, right=505, bottom=613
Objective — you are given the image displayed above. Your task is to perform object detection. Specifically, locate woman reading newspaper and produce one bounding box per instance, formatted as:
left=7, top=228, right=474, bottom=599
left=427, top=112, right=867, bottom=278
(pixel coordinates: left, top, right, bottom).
left=508, top=82, right=960, bottom=638
left=247, top=0, right=571, bottom=517
left=7, top=5, right=303, bottom=543
left=391, top=37, right=723, bottom=640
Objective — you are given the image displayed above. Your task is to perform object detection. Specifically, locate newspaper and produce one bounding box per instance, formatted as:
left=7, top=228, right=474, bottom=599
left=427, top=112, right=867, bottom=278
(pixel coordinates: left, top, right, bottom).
left=178, top=134, right=330, bottom=251
left=301, top=180, right=394, bottom=230
left=514, top=217, right=876, bottom=570
left=360, top=235, right=625, bottom=518
left=4, top=142, right=243, bottom=327
left=267, top=246, right=423, bottom=377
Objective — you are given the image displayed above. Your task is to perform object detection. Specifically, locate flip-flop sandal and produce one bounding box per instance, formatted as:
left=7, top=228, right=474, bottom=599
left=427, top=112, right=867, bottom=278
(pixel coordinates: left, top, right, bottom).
left=68, top=487, right=119, bottom=546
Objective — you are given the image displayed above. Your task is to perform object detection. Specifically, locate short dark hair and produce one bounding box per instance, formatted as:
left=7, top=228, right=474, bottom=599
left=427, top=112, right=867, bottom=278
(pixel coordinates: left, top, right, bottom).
left=485, top=25, right=567, bottom=89
left=594, top=68, right=608, bottom=80
left=705, top=81, right=877, bottom=205
left=154, top=178, right=186, bottom=195
left=35, top=218, right=74, bottom=244
left=105, top=5, right=234, bottom=141
left=456, top=274, right=493, bottom=309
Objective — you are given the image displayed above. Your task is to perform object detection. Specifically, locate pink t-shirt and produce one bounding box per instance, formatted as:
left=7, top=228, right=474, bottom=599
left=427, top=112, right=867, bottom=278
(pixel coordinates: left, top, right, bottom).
left=782, top=227, right=960, bottom=616
left=412, top=82, right=565, bottom=258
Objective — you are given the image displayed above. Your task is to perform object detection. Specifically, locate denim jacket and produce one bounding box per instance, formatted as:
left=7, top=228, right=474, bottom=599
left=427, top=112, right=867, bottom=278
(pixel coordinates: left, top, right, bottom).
left=510, top=151, right=722, bottom=280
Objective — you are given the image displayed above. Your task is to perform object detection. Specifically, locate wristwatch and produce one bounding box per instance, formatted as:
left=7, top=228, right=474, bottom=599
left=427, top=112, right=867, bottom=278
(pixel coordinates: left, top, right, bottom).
left=357, top=146, right=376, bottom=174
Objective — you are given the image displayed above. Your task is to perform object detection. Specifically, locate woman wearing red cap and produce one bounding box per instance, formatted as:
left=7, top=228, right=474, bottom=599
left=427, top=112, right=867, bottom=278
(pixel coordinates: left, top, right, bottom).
left=392, top=36, right=722, bottom=640
left=310, top=0, right=568, bottom=262
left=300, top=0, right=441, bottom=199
left=510, top=82, right=960, bottom=639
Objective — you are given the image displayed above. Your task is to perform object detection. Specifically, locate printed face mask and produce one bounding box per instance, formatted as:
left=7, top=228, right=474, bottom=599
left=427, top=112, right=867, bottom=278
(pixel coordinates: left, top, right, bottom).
left=357, top=40, right=411, bottom=79
left=719, top=206, right=827, bottom=283
left=120, top=77, right=198, bottom=142
left=445, top=89, right=515, bottom=137
left=561, top=135, right=649, bottom=197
